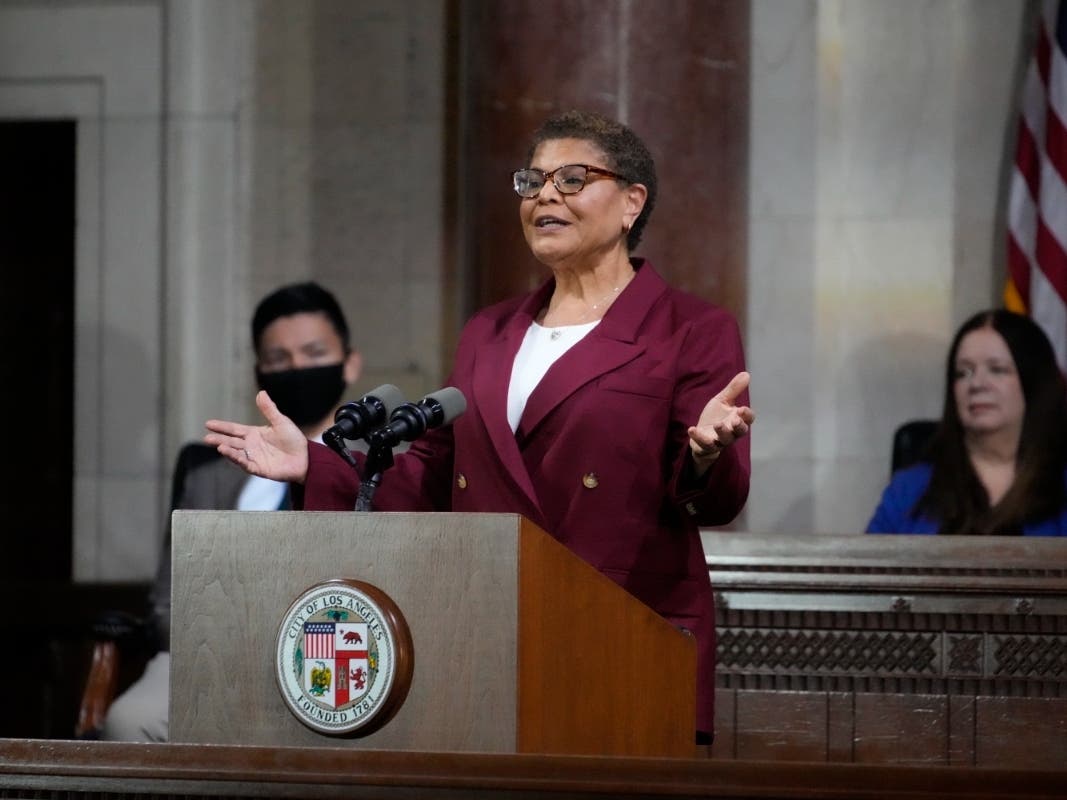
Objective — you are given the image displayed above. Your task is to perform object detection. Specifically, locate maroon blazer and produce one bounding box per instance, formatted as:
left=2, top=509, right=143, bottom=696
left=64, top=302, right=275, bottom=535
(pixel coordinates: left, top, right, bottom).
left=300, top=259, right=750, bottom=734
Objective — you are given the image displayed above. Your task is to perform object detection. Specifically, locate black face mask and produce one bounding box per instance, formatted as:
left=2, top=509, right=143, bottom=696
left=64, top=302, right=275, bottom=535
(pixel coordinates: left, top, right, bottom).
left=255, top=363, right=347, bottom=430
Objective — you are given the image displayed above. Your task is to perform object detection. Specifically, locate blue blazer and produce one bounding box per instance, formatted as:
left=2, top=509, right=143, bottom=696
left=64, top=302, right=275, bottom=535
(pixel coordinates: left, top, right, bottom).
left=866, top=463, right=1067, bottom=535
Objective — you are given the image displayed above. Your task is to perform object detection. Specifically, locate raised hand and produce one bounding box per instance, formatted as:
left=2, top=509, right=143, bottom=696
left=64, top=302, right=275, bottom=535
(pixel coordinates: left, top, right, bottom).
left=204, top=390, right=311, bottom=483
left=687, top=371, right=755, bottom=474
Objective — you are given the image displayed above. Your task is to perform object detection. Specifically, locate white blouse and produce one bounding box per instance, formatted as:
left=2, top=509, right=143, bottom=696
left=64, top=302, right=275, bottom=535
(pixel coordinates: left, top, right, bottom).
left=506, top=320, right=598, bottom=431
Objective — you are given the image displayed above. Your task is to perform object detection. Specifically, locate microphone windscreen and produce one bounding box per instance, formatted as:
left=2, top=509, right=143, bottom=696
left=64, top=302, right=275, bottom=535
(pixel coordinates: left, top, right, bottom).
left=425, top=387, right=467, bottom=424
left=366, top=383, right=406, bottom=416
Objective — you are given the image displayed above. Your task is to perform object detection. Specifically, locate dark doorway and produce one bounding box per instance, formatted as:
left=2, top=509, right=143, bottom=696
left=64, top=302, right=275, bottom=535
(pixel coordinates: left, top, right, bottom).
left=0, top=119, right=76, bottom=736
left=0, top=120, right=75, bottom=580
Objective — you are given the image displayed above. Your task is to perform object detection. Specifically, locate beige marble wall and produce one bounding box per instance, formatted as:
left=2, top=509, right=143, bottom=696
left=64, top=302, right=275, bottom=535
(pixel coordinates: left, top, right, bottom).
left=0, top=0, right=1037, bottom=581
left=240, top=0, right=448, bottom=409
left=0, top=1, right=449, bottom=580
left=163, top=0, right=253, bottom=488
left=746, top=0, right=1029, bottom=534
left=0, top=1, right=167, bottom=580
left=162, top=0, right=449, bottom=527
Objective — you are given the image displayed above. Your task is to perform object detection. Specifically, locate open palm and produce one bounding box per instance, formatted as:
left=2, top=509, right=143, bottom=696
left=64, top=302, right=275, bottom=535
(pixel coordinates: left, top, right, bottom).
left=204, top=390, right=311, bottom=483
left=688, top=371, right=755, bottom=462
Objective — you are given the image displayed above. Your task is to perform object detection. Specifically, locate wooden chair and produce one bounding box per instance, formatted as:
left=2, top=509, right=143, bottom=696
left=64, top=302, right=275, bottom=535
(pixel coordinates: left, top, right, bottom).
left=74, top=610, right=155, bottom=738
left=74, top=443, right=221, bottom=738
left=890, top=419, right=938, bottom=474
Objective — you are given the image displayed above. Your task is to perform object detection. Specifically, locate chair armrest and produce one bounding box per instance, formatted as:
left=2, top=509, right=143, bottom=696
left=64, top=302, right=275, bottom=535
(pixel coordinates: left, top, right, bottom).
left=75, top=640, right=119, bottom=739
left=74, top=611, right=155, bottom=739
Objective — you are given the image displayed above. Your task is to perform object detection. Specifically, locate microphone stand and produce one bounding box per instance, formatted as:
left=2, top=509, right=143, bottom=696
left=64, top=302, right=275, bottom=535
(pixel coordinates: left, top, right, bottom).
left=325, top=386, right=466, bottom=511
left=355, top=442, right=394, bottom=512
left=323, top=429, right=395, bottom=512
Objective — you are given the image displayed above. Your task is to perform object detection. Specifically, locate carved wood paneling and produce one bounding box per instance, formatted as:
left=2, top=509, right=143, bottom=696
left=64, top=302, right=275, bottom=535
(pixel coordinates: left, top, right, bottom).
left=706, top=534, right=1067, bottom=768
left=717, top=622, right=1067, bottom=694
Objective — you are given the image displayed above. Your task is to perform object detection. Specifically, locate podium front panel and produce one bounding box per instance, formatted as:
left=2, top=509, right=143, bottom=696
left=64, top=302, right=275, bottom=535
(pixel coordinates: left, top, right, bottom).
left=170, top=511, right=521, bottom=751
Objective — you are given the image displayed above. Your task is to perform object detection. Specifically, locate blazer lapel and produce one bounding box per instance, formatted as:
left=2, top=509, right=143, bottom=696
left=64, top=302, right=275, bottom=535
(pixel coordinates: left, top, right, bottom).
left=471, top=284, right=551, bottom=515
left=516, top=337, right=643, bottom=442
left=516, top=259, right=667, bottom=442
left=471, top=260, right=669, bottom=509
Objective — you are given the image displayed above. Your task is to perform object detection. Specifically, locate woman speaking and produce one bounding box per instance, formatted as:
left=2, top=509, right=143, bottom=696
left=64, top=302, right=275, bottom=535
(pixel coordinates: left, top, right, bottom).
left=206, top=110, right=755, bottom=743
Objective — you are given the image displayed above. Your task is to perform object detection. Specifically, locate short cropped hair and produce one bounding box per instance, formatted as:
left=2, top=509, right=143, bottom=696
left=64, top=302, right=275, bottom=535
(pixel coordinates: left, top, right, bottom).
left=526, top=110, right=657, bottom=251
left=251, top=281, right=350, bottom=353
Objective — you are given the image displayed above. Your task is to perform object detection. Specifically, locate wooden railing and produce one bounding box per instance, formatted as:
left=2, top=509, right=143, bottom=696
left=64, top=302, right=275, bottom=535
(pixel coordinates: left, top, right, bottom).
left=0, top=738, right=1064, bottom=799
left=703, top=533, right=1067, bottom=768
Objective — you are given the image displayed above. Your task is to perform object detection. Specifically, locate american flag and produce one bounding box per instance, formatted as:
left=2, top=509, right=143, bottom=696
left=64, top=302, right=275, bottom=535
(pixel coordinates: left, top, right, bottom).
left=304, top=622, right=335, bottom=659
left=1007, top=0, right=1067, bottom=371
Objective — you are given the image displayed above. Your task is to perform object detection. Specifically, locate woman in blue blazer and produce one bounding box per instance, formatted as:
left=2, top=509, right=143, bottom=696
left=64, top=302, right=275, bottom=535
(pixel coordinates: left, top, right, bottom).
left=867, top=309, right=1067, bottom=536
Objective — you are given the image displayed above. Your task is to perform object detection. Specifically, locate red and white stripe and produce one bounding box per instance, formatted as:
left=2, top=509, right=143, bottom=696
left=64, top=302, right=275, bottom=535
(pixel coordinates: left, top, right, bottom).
left=1007, top=0, right=1067, bottom=370
left=304, top=625, right=335, bottom=659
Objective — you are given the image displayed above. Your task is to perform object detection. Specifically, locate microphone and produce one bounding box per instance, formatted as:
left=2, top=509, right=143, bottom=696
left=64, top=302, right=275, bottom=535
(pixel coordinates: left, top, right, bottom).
left=322, top=384, right=405, bottom=469
left=367, top=387, right=467, bottom=450
left=326, top=384, right=406, bottom=441
left=353, top=387, right=465, bottom=512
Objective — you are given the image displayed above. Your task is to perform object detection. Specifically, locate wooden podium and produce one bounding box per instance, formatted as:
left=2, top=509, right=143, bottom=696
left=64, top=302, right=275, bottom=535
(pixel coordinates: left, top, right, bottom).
left=170, top=511, right=696, bottom=757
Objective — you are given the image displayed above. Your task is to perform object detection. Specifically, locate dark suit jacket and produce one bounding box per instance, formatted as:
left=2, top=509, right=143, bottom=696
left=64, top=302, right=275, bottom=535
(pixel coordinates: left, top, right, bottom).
left=300, top=259, right=750, bottom=733
left=151, top=452, right=249, bottom=647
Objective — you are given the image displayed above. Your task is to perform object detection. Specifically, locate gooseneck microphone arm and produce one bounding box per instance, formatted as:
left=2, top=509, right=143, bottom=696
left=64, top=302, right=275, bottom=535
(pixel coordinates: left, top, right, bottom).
left=321, top=428, right=359, bottom=469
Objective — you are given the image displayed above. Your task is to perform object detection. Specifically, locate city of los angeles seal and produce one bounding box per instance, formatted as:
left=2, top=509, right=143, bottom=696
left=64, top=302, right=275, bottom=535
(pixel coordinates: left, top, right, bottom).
left=275, top=578, right=413, bottom=736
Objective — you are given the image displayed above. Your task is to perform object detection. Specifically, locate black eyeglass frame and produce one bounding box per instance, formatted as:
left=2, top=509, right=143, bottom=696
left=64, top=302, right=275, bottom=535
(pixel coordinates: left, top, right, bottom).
left=511, top=163, right=628, bottom=198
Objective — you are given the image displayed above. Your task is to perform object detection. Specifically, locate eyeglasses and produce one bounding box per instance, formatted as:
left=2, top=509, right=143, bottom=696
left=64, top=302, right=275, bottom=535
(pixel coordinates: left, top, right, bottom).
left=512, top=164, right=627, bottom=198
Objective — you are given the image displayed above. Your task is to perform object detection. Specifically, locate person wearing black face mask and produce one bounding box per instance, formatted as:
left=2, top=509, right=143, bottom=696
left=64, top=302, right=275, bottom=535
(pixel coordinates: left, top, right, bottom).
left=251, top=290, right=362, bottom=435
left=254, top=365, right=348, bottom=430
left=100, top=282, right=360, bottom=742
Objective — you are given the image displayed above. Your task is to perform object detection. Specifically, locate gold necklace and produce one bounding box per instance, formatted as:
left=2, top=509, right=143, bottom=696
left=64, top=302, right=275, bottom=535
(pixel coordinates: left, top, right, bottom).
left=586, top=283, right=624, bottom=314
left=547, top=282, right=625, bottom=341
